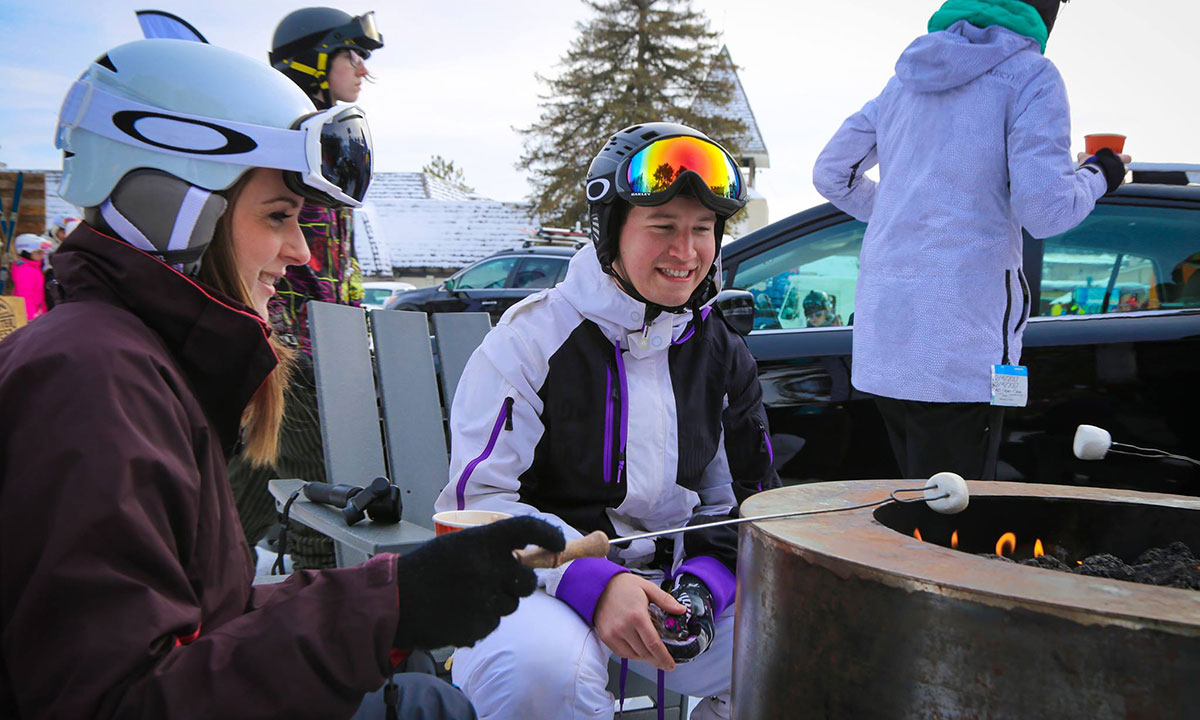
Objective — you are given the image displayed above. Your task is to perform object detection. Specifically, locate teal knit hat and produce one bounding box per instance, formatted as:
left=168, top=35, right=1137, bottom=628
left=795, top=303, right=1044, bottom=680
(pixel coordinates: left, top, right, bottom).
left=929, top=0, right=1049, bottom=53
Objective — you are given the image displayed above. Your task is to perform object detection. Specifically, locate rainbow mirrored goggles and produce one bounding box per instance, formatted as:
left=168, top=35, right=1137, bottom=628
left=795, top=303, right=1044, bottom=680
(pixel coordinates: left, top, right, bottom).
left=619, top=135, right=744, bottom=215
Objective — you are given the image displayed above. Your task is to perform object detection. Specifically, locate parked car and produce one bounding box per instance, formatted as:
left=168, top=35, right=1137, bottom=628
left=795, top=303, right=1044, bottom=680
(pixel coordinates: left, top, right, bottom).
left=721, top=170, right=1200, bottom=496
left=361, top=280, right=416, bottom=310
left=385, top=244, right=579, bottom=323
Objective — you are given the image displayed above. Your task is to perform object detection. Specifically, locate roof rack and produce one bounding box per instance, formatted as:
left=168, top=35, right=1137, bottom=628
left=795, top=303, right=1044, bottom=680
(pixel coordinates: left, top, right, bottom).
left=1126, top=163, right=1200, bottom=186
left=522, top=226, right=588, bottom=248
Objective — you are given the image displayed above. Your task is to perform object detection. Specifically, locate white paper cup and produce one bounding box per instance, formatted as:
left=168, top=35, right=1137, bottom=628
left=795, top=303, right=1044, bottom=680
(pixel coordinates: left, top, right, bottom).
left=432, top=510, right=512, bottom=536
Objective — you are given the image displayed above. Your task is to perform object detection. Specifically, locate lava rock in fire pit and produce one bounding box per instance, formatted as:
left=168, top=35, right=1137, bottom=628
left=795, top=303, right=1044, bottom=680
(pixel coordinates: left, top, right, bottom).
left=1021, top=554, right=1071, bottom=571
left=1074, top=553, right=1137, bottom=582
left=1072, top=542, right=1200, bottom=590
left=1131, top=541, right=1200, bottom=590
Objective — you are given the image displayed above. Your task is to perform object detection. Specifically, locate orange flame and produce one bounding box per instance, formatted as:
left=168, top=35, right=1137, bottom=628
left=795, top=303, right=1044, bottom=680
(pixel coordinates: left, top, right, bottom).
left=995, top=532, right=1017, bottom=557
left=1034, top=539, right=1045, bottom=558
left=913, top=527, right=923, bottom=541
left=950, top=530, right=959, bottom=549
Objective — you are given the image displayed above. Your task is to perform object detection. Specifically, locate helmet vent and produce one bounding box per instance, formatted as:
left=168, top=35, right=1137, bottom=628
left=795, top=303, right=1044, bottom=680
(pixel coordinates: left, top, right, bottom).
left=615, top=151, right=625, bottom=156
left=640, top=131, right=659, bottom=140
left=96, top=54, right=117, bottom=72
left=626, top=125, right=642, bottom=132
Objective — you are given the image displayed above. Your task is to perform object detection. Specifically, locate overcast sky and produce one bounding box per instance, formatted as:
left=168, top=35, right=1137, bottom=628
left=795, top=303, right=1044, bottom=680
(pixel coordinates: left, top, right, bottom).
left=2, top=0, right=1198, bottom=222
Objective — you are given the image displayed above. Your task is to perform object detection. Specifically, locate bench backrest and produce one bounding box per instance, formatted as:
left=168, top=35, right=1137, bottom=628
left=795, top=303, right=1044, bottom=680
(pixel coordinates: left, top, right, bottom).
left=309, top=300, right=491, bottom=531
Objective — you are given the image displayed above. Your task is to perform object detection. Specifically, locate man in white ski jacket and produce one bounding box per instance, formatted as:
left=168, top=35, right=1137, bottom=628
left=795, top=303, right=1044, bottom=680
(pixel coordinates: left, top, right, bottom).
left=813, top=0, right=1127, bottom=480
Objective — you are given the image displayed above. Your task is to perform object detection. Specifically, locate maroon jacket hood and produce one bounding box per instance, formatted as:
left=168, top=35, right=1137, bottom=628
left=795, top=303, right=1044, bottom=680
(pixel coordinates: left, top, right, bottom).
left=52, top=224, right=277, bottom=454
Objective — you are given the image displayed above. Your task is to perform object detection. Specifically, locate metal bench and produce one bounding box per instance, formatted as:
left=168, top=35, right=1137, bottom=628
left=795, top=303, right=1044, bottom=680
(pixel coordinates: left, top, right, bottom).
left=269, top=300, right=686, bottom=719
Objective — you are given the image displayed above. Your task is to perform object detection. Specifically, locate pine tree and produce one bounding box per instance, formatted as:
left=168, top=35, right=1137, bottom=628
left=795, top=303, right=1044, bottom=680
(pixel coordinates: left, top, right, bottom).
left=422, top=155, right=475, bottom=193
left=518, top=0, right=746, bottom=226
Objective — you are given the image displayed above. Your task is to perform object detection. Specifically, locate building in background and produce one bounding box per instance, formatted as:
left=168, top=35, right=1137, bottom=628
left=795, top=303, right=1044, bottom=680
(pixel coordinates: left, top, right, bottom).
left=692, top=45, right=771, bottom=237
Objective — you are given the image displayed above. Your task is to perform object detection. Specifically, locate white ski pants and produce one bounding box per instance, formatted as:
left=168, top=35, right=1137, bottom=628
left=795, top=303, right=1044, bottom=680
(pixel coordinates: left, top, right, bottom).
left=451, top=589, right=734, bottom=719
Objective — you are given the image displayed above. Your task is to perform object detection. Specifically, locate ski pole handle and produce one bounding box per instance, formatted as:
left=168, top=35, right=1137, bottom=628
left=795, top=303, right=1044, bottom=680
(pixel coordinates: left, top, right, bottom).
left=514, top=530, right=610, bottom=568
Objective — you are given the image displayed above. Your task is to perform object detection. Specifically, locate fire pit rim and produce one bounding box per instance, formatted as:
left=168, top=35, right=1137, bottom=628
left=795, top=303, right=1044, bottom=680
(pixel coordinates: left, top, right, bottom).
left=739, top=480, right=1200, bottom=634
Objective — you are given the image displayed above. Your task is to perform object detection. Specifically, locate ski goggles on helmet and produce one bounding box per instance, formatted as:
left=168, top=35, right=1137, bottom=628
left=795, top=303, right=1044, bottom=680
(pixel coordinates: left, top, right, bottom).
left=617, top=135, right=744, bottom=216
left=56, top=81, right=372, bottom=207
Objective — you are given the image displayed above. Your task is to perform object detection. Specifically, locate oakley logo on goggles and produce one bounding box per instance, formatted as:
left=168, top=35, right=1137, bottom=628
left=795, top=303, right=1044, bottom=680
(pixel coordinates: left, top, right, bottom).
left=620, top=135, right=743, bottom=213
left=56, top=81, right=372, bottom=207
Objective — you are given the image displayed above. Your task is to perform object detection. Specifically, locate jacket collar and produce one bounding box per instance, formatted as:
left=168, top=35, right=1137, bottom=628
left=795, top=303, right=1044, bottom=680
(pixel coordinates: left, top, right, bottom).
left=558, top=245, right=705, bottom=359
left=52, top=224, right=277, bottom=452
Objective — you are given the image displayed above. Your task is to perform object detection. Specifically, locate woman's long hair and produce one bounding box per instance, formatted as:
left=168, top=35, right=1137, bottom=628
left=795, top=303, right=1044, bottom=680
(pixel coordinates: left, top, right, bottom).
left=198, top=173, right=293, bottom=467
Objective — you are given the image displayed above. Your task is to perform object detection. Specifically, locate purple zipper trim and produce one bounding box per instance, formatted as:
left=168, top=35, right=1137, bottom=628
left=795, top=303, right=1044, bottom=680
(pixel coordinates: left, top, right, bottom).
left=618, top=659, right=628, bottom=715
left=656, top=670, right=665, bottom=720
left=614, top=341, right=628, bottom=483
left=671, top=305, right=713, bottom=345
left=763, top=426, right=774, bottom=466
left=603, top=365, right=614, bottom=484
left=455, top=401, right=510, bottom=510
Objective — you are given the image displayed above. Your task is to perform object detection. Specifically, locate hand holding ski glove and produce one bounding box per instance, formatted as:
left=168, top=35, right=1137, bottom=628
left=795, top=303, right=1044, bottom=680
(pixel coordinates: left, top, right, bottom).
left=650, top=573, right=717, bottom=663
left=1082, top=148, right=1128, bottom=194
left=393, top=516, right=564, bottom=649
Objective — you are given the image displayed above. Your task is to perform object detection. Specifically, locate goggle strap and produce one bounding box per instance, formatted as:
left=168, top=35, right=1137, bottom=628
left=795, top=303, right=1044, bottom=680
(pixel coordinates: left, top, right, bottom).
left=285, top=59, right=324, bottom=79
left=59, top=81, right=308, bottom=173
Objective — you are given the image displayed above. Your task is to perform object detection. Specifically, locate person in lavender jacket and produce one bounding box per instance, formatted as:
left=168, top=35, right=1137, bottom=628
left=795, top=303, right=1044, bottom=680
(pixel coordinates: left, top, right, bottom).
left=435, top=122, right=779, bottom=720
left=813, top=0, right=1127, bottom=481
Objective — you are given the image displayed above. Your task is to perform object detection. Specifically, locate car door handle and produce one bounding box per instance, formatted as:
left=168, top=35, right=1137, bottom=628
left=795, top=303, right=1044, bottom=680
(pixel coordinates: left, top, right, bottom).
left=480, top=300, right=499, bottom=306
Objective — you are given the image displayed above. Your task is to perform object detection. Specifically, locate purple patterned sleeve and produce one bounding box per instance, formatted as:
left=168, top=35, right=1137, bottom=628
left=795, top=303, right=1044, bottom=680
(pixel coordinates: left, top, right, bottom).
left=554, top=557, right=629, bottom=626
left=677, top=556, right=737, bottom=616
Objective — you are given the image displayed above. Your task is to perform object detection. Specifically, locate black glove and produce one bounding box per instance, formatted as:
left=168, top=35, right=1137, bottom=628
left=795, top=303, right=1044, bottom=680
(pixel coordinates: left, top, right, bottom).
left=650, top=573, right=716, bottom=663
left=1085, top=148, right=1126, bottom=195
left=393, top=516, right=564, bottom=650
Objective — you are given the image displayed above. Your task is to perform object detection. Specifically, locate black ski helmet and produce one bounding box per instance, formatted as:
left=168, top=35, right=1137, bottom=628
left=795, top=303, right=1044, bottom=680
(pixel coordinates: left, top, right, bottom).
left=802, top=290, right=833, bottom=316
left=585, top=121, right=747, bottom=313
left=1023, top=0, right=1068, bottom=36
left=270, top=8, right=383, bottom=107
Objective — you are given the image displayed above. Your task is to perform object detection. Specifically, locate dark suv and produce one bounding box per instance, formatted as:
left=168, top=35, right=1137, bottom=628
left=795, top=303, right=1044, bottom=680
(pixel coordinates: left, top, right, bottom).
left=721, top=171, right=1200, bottom=495
left=386, top=244, right=579, bottom=324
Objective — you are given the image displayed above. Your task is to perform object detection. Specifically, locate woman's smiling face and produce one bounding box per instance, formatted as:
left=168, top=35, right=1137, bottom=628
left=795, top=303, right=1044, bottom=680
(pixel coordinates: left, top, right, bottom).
left=229, top=168, right=310, bottom=318
left=613, top=195, right=717, bottom=308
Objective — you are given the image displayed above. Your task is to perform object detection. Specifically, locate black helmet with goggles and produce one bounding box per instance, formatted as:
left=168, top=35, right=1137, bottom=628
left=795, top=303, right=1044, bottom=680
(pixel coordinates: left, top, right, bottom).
left=585, top=122, right=747, bottom=312
left=270, top=8, right=383, bottom=107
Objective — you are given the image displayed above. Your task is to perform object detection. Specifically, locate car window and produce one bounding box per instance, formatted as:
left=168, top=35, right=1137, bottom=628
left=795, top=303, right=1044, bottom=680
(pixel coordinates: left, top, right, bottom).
left=455, top=257, right=519, bottom=290
left=730, top=220, right=865, bottom=330
left=1038, top=204, right=1200, bottom=315
left=512, top=256, right=567, bottom=289
left=363, top=287, right=395, bottom=306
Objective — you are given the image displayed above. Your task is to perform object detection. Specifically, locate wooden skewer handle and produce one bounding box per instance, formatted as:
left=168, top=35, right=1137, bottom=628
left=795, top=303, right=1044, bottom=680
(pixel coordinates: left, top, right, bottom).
left=514, top=530, right=610, bottom=568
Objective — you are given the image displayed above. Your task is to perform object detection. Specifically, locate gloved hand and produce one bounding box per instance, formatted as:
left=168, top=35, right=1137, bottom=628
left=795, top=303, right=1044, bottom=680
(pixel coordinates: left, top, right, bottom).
left=1085, top=148, right=1127, bottom=195
left=650, top=573, right=716, bottom=663
left=393, top=516, right=564, bottom=650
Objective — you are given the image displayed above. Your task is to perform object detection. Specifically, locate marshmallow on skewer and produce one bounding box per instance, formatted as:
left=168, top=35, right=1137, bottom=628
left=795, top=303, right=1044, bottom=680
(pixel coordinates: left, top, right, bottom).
left=1073, top=424, right=1112, bottom=460
left=924, top=472, right=969, bottom=514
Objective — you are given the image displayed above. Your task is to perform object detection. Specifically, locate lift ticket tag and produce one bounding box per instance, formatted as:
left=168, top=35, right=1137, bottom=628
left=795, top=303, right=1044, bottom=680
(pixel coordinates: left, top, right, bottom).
left=991, top=364, right=1028, bottom=407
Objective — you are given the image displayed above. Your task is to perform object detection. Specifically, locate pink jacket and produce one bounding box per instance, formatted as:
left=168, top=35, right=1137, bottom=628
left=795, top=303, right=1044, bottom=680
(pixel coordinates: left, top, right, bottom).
left=11, top=258, right=47, bottom=321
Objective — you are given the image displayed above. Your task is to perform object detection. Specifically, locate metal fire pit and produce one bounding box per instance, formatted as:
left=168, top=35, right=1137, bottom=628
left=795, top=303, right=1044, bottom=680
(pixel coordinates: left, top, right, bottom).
left=732, top=481, right=1200, bottom=719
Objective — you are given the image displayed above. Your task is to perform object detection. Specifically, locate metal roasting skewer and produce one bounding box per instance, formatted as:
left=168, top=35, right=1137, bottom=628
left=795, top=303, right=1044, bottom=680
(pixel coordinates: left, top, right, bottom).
left=515, top=482, right=962, bottom=569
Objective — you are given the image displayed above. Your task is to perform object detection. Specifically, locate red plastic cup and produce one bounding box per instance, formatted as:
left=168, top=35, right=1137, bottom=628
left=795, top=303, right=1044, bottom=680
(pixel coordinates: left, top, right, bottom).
left=1084, top=134, right=1126, bottom=155
left=432, top=509, right=511, bottom=536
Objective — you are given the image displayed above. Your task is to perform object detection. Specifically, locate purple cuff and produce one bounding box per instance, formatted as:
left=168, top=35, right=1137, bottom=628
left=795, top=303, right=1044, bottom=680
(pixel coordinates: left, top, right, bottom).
left=677, top=556, right=737, bottom=617
left=555, top=557, right=629, bottom=626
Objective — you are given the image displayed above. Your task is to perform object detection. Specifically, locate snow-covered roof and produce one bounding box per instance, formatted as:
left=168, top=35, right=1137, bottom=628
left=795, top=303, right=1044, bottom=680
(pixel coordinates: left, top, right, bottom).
left=352, top=171, right=541, bottom=276
left=692, top=46, right=769, bottom=167
left=27, top=167, right=537, bottom=276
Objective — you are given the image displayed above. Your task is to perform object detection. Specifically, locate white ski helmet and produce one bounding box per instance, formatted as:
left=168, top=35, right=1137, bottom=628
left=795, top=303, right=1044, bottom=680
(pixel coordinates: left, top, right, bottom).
left=13, top=234, right=51, bottom=255
left=56, top=38, right=372, bottom=209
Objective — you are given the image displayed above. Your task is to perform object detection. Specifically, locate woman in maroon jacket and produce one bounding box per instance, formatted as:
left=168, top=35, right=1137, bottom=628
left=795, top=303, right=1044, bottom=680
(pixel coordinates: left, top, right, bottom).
left=0, top=39, right=561, bottom=719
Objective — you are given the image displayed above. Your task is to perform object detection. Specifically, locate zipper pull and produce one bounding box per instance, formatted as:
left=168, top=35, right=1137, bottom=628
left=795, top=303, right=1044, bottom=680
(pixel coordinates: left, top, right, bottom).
left=504, top=396, right=514, bottom=431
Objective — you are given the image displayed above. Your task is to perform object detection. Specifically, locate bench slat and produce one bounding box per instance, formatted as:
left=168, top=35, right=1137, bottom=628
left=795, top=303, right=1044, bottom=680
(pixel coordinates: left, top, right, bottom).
left=308, top=302, right=389, bottom=488
left=431, top=312, right=492, bottom=413
left=371, top=309, right=450, bottom=530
